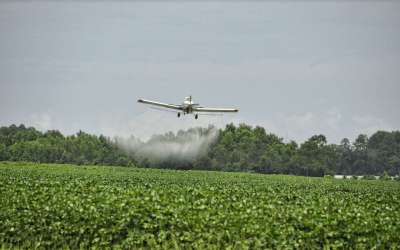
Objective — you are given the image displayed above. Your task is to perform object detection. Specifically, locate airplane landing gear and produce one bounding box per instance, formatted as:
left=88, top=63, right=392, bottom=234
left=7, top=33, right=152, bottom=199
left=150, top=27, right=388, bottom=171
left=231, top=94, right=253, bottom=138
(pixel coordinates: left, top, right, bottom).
left=177, top=112, right=180, bottom=118
left=195, top=114, right=198, bottom=119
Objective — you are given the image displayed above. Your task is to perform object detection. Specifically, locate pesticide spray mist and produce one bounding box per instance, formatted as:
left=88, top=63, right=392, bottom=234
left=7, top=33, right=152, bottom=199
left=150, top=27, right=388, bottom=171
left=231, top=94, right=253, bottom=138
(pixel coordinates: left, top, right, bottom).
left=110, top=108, right=224, bottom=161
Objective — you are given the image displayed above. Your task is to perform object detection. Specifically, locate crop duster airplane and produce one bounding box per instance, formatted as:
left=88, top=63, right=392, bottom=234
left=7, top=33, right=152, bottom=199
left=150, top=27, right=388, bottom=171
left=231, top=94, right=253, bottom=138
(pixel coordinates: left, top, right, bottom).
left=138, top=96, right=238, bottom=119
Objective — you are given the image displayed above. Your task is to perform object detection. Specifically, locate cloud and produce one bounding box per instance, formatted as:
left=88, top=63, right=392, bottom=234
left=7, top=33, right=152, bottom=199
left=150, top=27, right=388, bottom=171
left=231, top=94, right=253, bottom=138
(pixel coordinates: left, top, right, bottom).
left=30, top=113, right=61, bottom=131
left=268, top=112, right=321, bottom=143
left=262, top=107, right=343, bottom=143
left=275, top=112, right=319, bottom=132
left=353, top=115, right=392, bottom=135
left=325, top=107, right=342, bottom=131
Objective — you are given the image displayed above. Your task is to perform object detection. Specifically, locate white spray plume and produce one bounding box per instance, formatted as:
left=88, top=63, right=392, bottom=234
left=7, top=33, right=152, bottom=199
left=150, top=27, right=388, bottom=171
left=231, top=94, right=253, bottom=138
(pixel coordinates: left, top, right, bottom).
left=115, top=125, right=219, bottom=160
left=100, top=108, right=230, bottom=141
left=102, top=108, right=226, bottom=160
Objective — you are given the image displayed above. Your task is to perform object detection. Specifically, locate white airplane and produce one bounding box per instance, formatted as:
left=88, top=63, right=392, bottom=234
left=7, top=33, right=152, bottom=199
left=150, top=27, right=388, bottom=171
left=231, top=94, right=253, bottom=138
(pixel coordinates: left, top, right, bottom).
left=138, top=96, right=238, bottom=119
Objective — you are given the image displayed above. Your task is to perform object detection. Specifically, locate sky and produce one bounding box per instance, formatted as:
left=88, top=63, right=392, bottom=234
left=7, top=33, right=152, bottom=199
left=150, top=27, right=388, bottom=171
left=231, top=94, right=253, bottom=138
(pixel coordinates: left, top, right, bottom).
left=1, top=1, right=399, bottom=145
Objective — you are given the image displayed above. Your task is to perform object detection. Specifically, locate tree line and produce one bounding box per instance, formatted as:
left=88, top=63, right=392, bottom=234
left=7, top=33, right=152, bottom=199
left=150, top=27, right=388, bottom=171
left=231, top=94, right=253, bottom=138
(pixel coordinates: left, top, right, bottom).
left=334, top=131, right=400, bottom=176
left=0, top=124, right=135, bottom=167
left=0, top=124, right=399, bottom=177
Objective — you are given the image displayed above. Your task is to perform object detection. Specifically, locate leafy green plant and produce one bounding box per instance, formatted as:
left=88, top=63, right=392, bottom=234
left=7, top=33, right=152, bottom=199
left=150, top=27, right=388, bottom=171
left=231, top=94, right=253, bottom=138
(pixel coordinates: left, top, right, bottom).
left=1, top=162, right=399, bottom=249
left=361, top=174, right=376, bottom=180
left=379, top=171, right=392, bottom=181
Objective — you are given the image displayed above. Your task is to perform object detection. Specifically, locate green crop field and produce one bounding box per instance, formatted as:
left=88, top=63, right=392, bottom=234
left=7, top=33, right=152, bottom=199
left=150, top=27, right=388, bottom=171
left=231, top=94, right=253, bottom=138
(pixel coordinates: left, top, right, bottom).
left=1, top=162, right=399, bottom=249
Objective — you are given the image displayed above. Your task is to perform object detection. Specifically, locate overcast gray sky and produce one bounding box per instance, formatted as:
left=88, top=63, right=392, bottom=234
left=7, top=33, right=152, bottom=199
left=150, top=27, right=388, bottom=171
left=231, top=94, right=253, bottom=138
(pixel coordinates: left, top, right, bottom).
left=1, top=2, right=399, bottom=144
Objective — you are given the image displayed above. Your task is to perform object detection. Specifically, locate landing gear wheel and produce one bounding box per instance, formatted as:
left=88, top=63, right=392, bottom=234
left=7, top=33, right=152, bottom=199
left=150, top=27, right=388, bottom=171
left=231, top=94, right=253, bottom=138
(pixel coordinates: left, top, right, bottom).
left=195, top=114, right=198, bottom=119
left=177, top=112, right=180, bottom=118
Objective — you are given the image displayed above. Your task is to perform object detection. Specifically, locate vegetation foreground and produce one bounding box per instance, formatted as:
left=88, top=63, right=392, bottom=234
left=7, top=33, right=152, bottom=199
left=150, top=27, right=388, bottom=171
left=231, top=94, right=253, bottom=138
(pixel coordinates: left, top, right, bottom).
left=1, top=162, right=399, bottom=249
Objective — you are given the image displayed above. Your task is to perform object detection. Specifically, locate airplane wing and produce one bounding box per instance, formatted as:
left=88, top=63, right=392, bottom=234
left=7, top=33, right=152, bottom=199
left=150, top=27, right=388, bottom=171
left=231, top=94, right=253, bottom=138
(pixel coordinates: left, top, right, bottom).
left=138, top=99, right=182, bottom=110
left=194, top=108, right=238, bottom=113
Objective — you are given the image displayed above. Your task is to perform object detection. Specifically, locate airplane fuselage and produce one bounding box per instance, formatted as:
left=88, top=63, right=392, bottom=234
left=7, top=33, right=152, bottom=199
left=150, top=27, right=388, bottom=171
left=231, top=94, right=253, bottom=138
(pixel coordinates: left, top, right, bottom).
left=181, top=96, right=202, bottom=114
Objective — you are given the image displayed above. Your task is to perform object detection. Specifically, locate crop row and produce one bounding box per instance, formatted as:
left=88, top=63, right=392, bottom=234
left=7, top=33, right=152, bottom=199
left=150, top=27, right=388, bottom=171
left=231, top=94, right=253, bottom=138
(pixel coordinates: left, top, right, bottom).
left=1, top=162, right=400, bottom=249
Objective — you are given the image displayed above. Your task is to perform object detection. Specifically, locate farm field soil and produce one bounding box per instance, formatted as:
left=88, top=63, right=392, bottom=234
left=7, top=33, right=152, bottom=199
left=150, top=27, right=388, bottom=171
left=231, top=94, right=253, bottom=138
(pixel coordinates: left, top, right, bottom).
left=1, top=161, right=399, bottom=249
